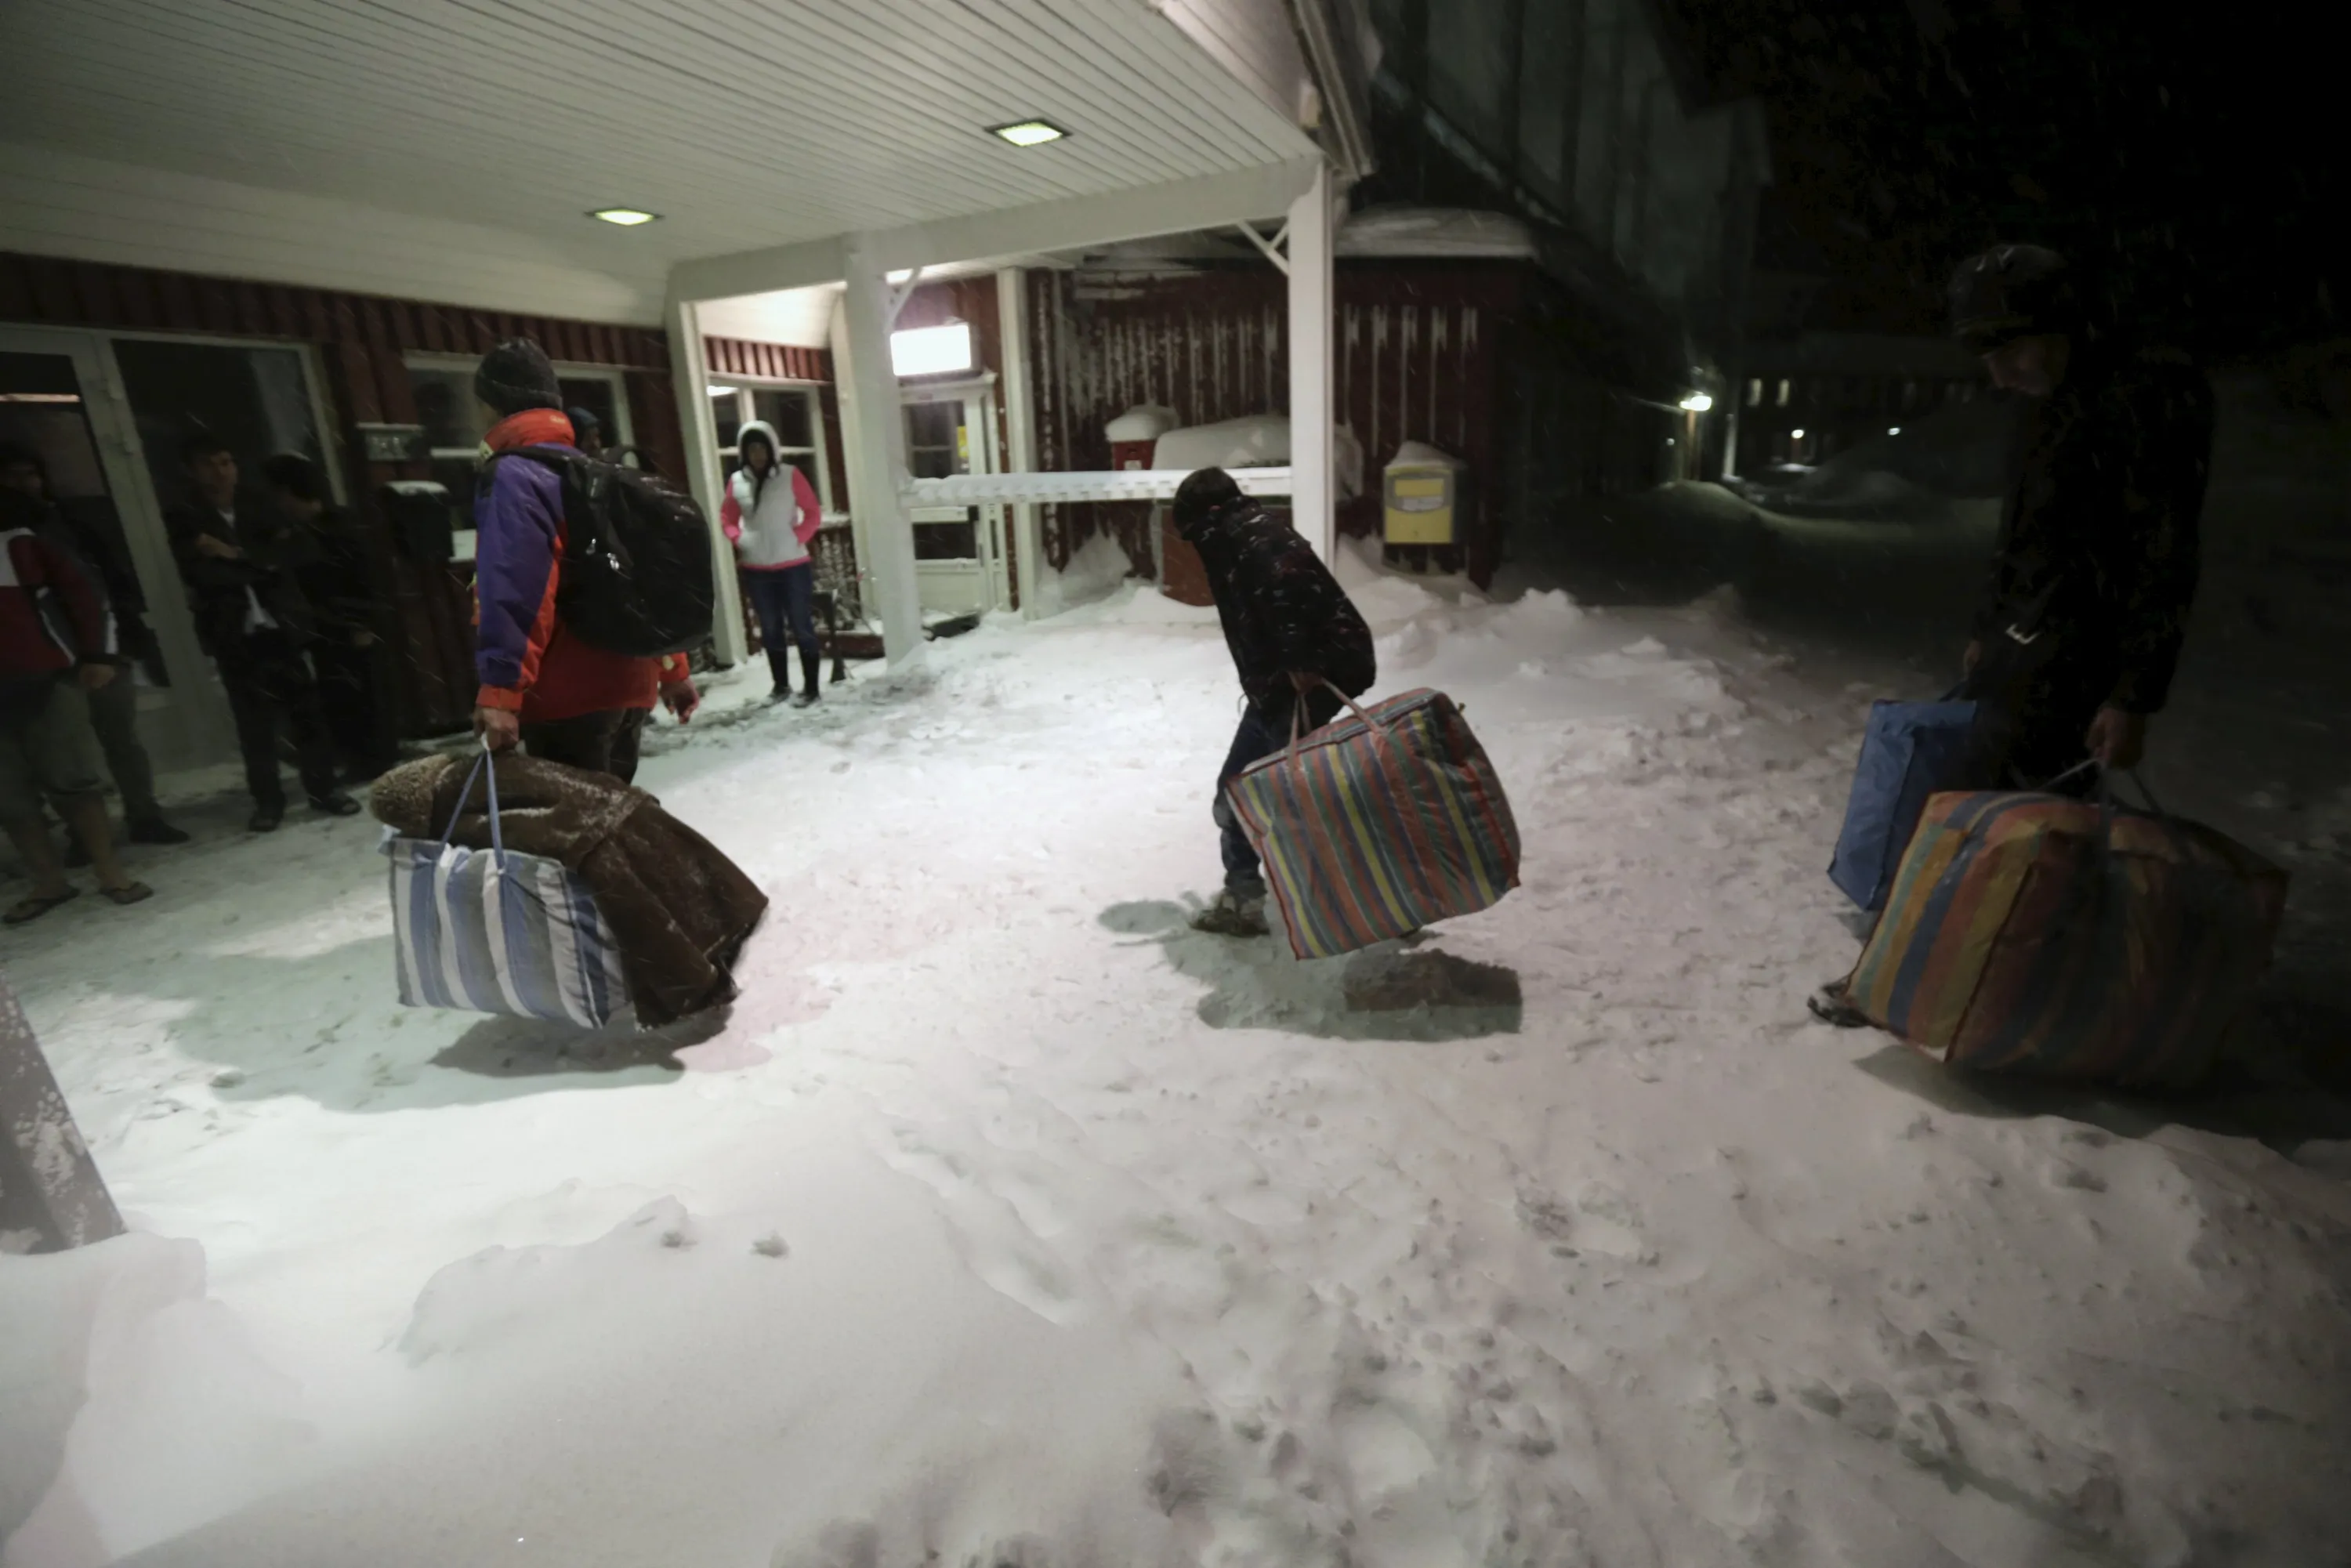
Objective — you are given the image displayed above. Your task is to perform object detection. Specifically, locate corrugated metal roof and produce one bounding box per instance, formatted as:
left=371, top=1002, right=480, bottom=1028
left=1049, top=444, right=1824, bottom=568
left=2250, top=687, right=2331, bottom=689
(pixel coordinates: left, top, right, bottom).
left=1, top=0, right=1317, bottom=313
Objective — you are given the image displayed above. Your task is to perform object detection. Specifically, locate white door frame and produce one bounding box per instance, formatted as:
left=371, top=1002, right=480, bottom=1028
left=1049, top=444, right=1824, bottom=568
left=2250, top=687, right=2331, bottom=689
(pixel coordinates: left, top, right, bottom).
left=0, top=324, right=236, bottom=772
left=900, top=375, right=1004, bottom=618
left=705, top=378, right=836, bottom=512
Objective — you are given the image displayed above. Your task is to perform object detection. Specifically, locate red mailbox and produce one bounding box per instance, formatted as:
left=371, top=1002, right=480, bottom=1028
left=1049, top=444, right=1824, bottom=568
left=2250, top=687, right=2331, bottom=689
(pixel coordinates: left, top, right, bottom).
left=1106, top=404, right=1177, bottom=472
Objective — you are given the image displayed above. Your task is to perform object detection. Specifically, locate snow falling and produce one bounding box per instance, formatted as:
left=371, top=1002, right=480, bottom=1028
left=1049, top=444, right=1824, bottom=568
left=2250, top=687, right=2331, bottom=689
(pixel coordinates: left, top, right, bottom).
left=4, top=538, right=2349, bottom=1566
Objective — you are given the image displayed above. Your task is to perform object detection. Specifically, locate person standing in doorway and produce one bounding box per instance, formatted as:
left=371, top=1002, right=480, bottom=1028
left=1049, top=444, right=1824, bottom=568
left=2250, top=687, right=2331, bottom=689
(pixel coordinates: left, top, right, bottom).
left=265, top=453, right=397, bottom=782
left=163, top=433, right=359, bottom=831
left=1171, top=467, right=1377, bottom=936
left=0, top=444, right=187, bottom=852
left=720, top=420, right=824, bottom=706
left=2, top=488, right=154, bottom=922
left=470, top=339, right=698, bottom=782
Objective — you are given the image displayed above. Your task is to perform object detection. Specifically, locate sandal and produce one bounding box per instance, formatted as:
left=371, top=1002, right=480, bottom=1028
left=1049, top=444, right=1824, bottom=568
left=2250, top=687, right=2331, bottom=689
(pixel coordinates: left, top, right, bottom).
left=98, top=882, right=155, bottom=907
left=5, top=887, right=81, bottom=925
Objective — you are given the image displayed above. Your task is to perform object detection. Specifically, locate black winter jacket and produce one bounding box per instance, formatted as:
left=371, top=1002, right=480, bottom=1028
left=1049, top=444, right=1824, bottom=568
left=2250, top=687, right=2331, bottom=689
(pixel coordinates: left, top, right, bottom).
left=1972, top=341, right=2212, bottom=715
left=290, top=508, right=381, bottom=644
left=165, top=494, right=318, bottom=656
left=1184, top=499, right=1375, bottom=723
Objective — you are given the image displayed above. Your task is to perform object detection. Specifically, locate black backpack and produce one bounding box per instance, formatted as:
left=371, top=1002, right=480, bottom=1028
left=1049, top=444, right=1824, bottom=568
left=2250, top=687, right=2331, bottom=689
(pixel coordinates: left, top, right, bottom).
left=487, top=448, right=714, bottom=657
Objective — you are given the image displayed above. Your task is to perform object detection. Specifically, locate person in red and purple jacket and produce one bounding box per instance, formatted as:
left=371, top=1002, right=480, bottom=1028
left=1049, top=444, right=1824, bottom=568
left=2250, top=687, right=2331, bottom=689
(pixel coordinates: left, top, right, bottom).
left=2, top=488, right=154, bottom=923
left=469, top=339, right=697, bottom=784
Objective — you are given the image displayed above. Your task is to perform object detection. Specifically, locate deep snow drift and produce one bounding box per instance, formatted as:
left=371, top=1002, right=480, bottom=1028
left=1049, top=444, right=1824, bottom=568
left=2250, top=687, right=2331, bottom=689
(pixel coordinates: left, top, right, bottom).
left=3, top=542, right=2349, bottom=1568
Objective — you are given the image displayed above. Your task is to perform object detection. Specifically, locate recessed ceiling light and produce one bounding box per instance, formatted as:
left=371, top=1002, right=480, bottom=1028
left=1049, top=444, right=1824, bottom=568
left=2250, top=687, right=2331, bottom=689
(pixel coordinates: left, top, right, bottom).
left=990, top=120, right=1067, bottom=147
left=590, top=208, right=660, bottom=226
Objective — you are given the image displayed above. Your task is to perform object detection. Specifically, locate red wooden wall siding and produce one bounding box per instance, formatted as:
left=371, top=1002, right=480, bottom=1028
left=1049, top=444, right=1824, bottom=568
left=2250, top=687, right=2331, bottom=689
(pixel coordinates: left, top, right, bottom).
left=704, top=337, right=832, bottom=383
left=2, top=250, right=683, bottom=733
left=1023, top=264, right=1523, bottom=585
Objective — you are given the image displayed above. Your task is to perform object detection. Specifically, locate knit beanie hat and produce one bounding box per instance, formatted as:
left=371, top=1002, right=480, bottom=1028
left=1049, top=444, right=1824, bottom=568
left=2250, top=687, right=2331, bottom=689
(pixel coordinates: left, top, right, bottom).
left=1949, top=244, right=2078, bottom=355
left=474, top=339, right=562, bottom=417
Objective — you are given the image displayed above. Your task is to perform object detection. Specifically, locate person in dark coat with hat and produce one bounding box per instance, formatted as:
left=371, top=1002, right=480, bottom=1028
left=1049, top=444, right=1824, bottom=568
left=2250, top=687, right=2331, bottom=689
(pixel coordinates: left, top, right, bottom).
left=266, top=452, right=397, bottom=782
left=1950, top=244, right=2213, bottom=788
left=1172, top=467, right=1376, bottom=936
left=163, top=432, right=358, bottom=831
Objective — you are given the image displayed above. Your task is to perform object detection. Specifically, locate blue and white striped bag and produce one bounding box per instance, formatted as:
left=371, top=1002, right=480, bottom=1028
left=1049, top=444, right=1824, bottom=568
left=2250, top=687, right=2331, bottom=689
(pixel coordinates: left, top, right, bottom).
left=384, top=752, right=629, bottom=1027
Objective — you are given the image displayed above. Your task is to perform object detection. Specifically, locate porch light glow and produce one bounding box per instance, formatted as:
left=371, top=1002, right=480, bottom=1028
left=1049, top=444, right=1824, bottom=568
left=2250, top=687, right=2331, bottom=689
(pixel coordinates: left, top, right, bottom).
left=892, top=321, right=973, bottom=378
left=1679, top=391, right=1713, bottom=412
left=589, top=208, right=659, bottom=226
left=991, top=120, right=1067, bottom=147
left=1889, top=425, right=1901, bottom=435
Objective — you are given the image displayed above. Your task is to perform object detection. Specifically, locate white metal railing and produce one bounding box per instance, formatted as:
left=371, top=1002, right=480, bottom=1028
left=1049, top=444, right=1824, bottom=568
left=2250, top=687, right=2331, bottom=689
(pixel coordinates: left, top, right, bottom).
left=901, top=465, right=1293, bottom=508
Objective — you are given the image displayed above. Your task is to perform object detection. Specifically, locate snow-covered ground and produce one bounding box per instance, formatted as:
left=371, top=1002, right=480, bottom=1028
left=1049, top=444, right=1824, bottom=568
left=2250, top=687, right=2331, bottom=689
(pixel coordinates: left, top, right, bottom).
left=5, top=536, right=2349, bottom=1568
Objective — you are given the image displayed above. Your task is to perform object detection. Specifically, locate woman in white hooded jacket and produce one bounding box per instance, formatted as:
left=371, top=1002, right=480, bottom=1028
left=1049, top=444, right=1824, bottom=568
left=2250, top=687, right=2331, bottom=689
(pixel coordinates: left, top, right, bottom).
left=720, top=422, right=824, bottom=704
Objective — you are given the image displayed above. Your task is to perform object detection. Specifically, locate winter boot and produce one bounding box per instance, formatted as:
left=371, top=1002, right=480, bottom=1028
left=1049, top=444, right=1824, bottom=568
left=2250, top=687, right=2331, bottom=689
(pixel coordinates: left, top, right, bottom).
left=1190, top=888, right=1270, bottom=937
left=794, top=646, right=823, bottom=708
left=764, top=646, right=792, bottom=704
left=1806, top=978, right=1871, bottom=1029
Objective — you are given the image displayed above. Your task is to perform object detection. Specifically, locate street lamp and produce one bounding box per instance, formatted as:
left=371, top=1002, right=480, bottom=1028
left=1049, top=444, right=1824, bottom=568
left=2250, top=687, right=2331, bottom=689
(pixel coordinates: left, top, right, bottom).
left=1679, top=391, right=1714, bottom=413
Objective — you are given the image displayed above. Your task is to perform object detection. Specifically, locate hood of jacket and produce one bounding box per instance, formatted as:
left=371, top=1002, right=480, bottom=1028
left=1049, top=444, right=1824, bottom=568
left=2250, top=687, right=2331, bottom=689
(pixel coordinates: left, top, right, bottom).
left=736, top=421, right=786, bottom=489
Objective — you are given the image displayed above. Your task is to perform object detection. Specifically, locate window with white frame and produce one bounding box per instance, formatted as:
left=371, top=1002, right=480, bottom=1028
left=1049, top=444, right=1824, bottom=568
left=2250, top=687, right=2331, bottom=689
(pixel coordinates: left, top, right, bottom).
left=404, top=357, right=638, bottom=549
left=708, top=382, right=832, bottom=512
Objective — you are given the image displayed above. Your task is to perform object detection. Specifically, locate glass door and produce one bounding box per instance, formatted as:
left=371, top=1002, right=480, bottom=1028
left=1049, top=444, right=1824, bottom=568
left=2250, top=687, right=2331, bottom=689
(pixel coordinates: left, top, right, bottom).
left=902, top=387, right=1005, bottom=620
left=0, top=328, right=231, bottom=772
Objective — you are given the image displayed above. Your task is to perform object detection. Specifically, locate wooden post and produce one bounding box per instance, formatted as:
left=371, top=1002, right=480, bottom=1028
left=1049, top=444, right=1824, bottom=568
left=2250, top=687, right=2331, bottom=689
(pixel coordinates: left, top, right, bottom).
left=995, top=266, right=1046, bottom=620
left=665, top=292, right=748, bottom=668
left=1, top=972, right=123, bottom=1254
left=1288, top=162, right=1338, bottom=561
left=839, top=238, right=926, bottom=669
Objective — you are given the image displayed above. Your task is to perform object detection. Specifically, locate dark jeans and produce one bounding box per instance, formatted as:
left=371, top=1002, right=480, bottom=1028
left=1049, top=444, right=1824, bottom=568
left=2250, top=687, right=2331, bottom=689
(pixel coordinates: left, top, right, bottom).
left=313, top=639, right=396, bottom=779
left=521, top=708, right=649, bottom=785
left=1213, top=690, right=1342, bottom=896
left=84, top=668, right=161, bottom=822
left=219, top=632, right=338, bottom=810
left=1977, top=656, right=2114, bottom=798
left=744, top=564, right=820, bottom=693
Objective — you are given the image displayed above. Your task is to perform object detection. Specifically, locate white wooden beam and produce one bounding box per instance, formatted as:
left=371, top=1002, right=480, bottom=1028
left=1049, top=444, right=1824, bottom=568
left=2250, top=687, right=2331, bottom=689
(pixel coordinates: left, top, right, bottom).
left=672, top=158, right=1322, bottom=304
left=1234, top=219, right=1291, bottom=276
left=1286, top=161, right=1336, bottom=560
left=994, top=266, right=1048, bottom=621
left=839, top=237, right=926, bottom=670
left=906, top=467, right=1294, bottom=507
left=664, top=292, right=745, bottom=668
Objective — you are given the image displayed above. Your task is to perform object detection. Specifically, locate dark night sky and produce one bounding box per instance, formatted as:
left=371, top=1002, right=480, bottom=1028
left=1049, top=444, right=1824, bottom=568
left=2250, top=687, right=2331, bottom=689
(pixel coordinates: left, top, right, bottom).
left=1654, top=1, right=2346, bottom=357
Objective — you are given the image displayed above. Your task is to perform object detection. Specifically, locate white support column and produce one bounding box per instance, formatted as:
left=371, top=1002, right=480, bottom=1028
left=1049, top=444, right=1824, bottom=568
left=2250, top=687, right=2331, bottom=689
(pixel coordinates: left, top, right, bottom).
left=839, top=236, right=925, bottom=669
left=1287, top=161, right=1337, bottom=560
left=995, top=266, right=1046, bottom=620
left=664, top=292, right=745, bottom=668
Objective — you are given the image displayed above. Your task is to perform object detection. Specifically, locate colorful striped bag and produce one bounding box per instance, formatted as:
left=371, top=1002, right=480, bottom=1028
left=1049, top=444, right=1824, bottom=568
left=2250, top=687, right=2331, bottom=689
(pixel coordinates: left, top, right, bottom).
left=1842, top=786, right=2286, bottom=1087
left=1227, top=687, right=1520, bottom=960
left=385, top=752, right=629, bottom=1028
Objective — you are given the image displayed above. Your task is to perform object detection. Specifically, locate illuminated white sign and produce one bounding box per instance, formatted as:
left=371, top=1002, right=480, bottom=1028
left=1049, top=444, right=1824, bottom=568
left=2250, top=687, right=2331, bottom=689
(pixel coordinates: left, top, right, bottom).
left=891, top=322, right=973, bottom=378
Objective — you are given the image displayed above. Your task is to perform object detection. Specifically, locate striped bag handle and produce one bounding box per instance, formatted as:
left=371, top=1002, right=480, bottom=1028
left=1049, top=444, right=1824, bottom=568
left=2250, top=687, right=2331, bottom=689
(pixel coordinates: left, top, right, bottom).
left=440, top=741, right=509, bottom=860
left=1283, top=677, right=1388, bottom=754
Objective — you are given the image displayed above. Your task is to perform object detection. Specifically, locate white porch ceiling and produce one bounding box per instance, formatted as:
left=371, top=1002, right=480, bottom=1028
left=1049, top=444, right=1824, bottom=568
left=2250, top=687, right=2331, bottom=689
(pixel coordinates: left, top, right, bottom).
left=0, top=0, right=1320, bottom=323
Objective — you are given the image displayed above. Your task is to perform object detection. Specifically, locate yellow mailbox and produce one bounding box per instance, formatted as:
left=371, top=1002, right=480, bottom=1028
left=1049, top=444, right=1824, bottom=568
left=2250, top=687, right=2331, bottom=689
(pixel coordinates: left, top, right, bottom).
left=1382, top=442, right=1465, bottom=547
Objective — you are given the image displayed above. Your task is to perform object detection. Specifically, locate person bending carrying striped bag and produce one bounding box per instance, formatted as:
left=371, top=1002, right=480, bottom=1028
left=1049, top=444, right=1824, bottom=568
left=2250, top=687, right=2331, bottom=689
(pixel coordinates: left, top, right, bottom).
left=1173, top=467, right=1376, bottom=937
